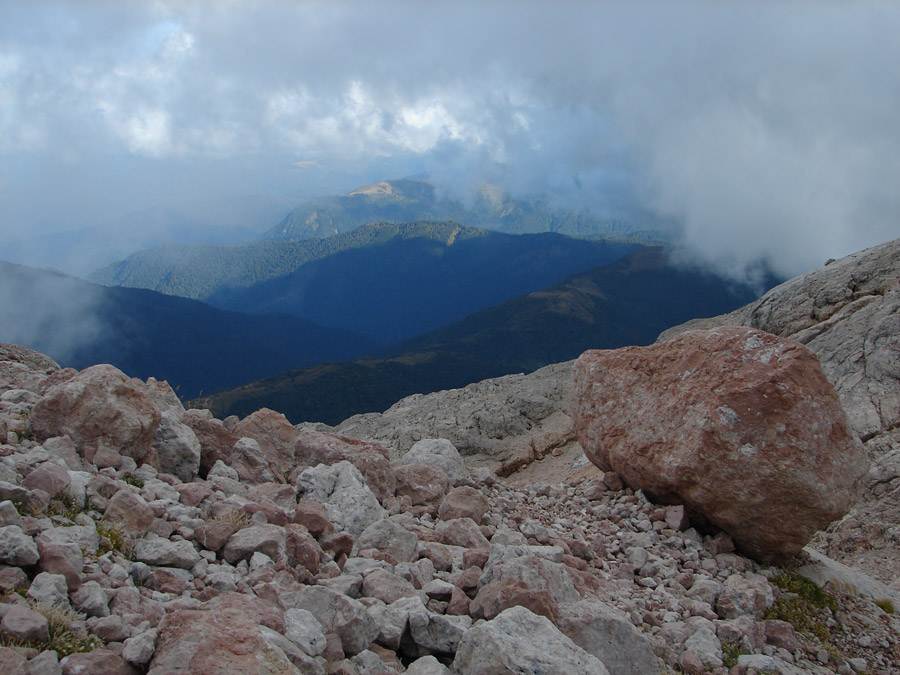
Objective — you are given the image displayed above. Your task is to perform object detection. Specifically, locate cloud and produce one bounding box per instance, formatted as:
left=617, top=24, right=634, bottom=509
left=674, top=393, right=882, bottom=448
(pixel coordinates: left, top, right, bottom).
left=0, top=262, right=104, bottom=364
left=1, top=0, right=898, bottom=280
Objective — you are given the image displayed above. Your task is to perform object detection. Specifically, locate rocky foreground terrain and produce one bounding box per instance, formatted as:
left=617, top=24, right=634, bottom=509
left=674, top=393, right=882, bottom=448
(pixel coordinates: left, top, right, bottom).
left=0, top=239, right=897, bottom=674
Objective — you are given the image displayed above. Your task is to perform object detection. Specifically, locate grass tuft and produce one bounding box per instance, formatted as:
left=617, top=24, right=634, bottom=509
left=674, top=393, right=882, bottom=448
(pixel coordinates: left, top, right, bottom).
left=721, top=639, right=746, bottom=668
left=0, top=603, right=101, bottom=657
left=874, top=598, right=895, bottom=614
left=96, top=522, right=132, bottom=558
left=121, top=472, right=144, bottom=489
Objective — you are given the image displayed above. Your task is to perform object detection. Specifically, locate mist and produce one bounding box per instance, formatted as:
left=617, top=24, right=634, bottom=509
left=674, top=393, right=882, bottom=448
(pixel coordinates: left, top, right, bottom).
left=2, top=1, right=899, bottom=280
left=0, top=262, right=104, bottom=364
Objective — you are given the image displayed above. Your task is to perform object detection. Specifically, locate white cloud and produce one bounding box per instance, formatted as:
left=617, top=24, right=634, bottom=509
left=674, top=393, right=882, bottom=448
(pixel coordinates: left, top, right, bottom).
left=1, top=0, right=898, bottom=279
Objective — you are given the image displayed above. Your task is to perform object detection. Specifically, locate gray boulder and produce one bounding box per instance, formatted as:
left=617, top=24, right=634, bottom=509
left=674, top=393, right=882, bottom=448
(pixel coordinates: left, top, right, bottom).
left=0, top=524, right=39, bottom=565
left=556, top=600, right=662, bottom=675
left=151, top=411, right=201, bottom=482
left=284, top=608, right=327, bottom=657
left=296, top=461, right=385, bottom=537
left=26, top=572, right=70, bottom=608
left=133, top=536, right=200, bottom=569
left=398, top=439, right=468, bottom=486
left=281, top=585, right=379, bottom=656
left=453, top=606, right=609, bottom=675
left=353, top=517, right=419, bottom=563
left=222, top=524, right=287, bottom=564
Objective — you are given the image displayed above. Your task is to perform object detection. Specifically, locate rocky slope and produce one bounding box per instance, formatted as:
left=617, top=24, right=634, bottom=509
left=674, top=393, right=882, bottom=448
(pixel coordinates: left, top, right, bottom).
left=1, top=337, right=898, bottom=673
left=658, top=238, right=900, bottom=585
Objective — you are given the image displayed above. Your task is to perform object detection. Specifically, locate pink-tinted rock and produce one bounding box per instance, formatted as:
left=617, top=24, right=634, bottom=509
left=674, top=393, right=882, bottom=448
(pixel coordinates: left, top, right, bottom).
left=38, top=540, right=83, bottom=592
left=1, top=604, right=49, bottom=642
left=29, top=364, right=161, bottom=462
left=193, top=521, right=235, bottom=553
left=93, top=444, right=123, bottom=470
left=395, top=464, right=449, bottom=507
left=447, top=586, right=471, bottom=616
left=478, top=555, right=581, bottom=606
left=174, top=482, right=211, bottom=507
left=470, top=577, right=559, bottom=622
left=764, top=620, right=801, bottom=652
left=572, top=327, right=870, bottom=562
left=103, top=489, right=154, bottom=538
left=292, top=429, right=395, bottom=502
left=180, top=410, right=238, bottom=478
left=22, top=462, right=71, bottom=497
left=293, top=499, right=334, bottom=537
left=362, top=568, right=419, bottom=604
left=462, top=548, right=490, bottom=569
left=231, top=408, right=300, bottom=481
left=202, top=592, right=285, bottom=633
left=438, top=486, right=490, bottom=523
left=0, top=648, right=27, bottom=674
left=354, top=518, right=419, bottom=564
left=61, top=649, right=138, bottom=675
left=149, top=606, right=296, bottom=674
left=284, top=524, right=321, bottom=574
left=434, top=518, right=489, bottom=550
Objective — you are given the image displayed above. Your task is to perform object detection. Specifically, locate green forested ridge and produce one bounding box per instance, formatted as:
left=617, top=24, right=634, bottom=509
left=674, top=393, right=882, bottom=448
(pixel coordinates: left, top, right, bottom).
left=193, top=247, right=771, bottom=425
left=207, top=227, right=639, bottom=344
left=91, top=220, right=640, bottom=344
left=89, top=221, right=489, bottom=299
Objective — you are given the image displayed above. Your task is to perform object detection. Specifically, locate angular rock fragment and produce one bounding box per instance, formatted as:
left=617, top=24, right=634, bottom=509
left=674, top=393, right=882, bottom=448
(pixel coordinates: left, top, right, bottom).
left=398, top=439, right=468, bottom=486
left=556, top=600, right=662, bottom=675
left=453, top=606, right=608, bottom=675
left=296, top=461, right=385, bottom=538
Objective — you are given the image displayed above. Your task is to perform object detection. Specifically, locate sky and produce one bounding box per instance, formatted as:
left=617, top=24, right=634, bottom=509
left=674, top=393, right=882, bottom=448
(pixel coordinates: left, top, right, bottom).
left=2, top=0, right=899, bottom=281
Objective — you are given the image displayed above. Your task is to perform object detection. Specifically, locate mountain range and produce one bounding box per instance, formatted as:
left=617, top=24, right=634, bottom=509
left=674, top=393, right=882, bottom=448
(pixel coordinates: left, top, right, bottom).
left=91, top=221, right=640, bottom=344
left=0, top=260, right=376, bottom=399
left=263, top=177, right=668, bottom=242
left=194, top=246, right=768, bottom=424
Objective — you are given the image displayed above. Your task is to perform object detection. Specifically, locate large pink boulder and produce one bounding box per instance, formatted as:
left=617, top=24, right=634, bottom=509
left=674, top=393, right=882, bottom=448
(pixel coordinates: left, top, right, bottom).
left=29, top=364, right=160, bottom=462
left=148, top=606, right=300, bottom=673
left=572, top=327, right=869, bottom=561
left=231, top=408, right=300, bottom=482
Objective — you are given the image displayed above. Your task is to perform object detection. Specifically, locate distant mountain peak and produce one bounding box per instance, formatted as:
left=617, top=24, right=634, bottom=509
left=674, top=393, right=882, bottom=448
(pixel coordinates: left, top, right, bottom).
left=346, top=178, right=435, bottom=201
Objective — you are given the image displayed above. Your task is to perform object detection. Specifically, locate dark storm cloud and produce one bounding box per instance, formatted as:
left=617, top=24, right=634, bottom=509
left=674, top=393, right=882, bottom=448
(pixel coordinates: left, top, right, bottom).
left=1, top=0, right=898, bottom=279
